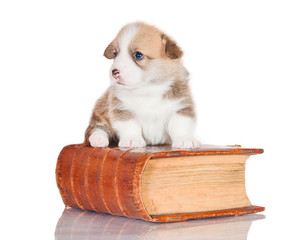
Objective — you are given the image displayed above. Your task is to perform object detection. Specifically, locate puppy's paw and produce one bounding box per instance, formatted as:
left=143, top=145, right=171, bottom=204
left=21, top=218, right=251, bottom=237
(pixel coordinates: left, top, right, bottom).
left=119, top=136, right=146, bottom=148
left=172, top=138, right=201, bottom=149
left=89, top=130, right=109, bottom=147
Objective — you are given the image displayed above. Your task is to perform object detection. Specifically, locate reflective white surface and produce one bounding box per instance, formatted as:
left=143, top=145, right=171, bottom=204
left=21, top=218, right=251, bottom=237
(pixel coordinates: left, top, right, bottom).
left=55, top=208, right=265, bottom=240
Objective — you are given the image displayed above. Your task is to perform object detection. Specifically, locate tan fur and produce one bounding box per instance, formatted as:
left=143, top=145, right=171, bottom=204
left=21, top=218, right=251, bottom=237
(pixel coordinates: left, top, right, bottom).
left=164, top=80, right=189, bottom=99
left=161, top=34, right=183, bottom=59
left=177, top=99, right=196, bottom=117
left=164, top=80, right=196, bottom=118
left=104, top=42, right=116, bottom=59
left=104, top=22, right=183, bottom=64
left=84, top=89, right=114, bottom=145
left=130, top=23, right=165, bottom=59
left=110, top=96, right=134, bottom=121
left=84, top=87, right=135, bottom=145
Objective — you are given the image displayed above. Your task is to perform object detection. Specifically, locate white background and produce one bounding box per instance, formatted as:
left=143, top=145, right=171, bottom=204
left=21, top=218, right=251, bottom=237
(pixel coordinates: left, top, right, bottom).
left=1, top=0, right=304, bottom=239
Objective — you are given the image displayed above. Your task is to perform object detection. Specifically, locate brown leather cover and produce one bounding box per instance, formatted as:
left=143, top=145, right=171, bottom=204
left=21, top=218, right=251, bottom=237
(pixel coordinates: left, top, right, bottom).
left=56, top=144, right=264, bottom=222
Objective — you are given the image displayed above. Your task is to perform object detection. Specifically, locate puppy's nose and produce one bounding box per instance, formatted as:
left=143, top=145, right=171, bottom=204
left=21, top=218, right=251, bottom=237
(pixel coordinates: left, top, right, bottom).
left=112, top=69, right=120, bottom=79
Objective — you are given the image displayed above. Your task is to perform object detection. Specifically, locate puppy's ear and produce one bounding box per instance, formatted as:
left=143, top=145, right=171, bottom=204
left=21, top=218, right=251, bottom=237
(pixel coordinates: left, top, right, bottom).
left=161, top=34, right=183, bottom=59
left=103, top=42, right=116, bottom=59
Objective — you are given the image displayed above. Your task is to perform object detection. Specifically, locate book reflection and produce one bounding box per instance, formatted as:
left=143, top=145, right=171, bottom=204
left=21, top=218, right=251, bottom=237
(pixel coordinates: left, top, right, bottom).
left=55, top=208, right=265, bottom=240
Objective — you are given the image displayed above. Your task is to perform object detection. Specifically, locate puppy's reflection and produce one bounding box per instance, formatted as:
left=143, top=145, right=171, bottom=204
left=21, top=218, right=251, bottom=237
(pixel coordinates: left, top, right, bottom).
left=55, top=208, right=264, bottom=240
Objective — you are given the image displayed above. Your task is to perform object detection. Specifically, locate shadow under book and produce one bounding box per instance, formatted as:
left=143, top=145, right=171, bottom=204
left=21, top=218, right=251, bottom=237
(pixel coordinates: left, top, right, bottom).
left=56, top=144, right=264, bottom=222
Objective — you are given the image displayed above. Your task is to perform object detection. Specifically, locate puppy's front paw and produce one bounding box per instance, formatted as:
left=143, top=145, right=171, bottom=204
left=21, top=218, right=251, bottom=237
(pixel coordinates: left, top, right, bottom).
left=172, top=138, right=201, bottom=149
left=119, top=136, right=146, bottom=148
left=89, top=130, right=109, bottom=147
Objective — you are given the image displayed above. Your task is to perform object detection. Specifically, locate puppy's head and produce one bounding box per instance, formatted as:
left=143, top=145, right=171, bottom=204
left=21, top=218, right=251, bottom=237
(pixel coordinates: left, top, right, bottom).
left=104, top=22, right=184, bottom=88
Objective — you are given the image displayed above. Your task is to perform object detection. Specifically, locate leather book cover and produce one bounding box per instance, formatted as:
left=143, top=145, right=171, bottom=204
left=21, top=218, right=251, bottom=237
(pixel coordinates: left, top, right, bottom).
left=56, top=144, right=264, bottom=222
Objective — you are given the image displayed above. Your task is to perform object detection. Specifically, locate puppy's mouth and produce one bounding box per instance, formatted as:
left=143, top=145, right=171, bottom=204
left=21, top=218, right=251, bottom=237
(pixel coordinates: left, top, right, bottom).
left=115, top=78, right=126, bottom=85
left=113, top=76, right=142, bottom=89
left=115, top=79, right=143, bottom=89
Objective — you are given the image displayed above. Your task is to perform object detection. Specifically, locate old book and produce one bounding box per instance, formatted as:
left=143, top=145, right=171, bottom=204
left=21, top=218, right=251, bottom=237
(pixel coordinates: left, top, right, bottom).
left=56, top=144, right=264, bottom=222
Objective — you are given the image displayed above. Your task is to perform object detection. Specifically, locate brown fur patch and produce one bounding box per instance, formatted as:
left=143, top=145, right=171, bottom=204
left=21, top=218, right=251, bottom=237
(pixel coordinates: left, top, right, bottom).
left=161, top=34, right=183, bottom=59
left=104, top=22, right=183, bottom=63
left=110, top=97, right=134, bottom=121
left=130, top=23, right=165, bottom=59
left=164, top=80, right=190, bottom=99
left=104, top=41, right=117, bottom=59
left=130, top=23, right=183, bottom=60
left=84, top=86, right=136, bottom=145
left=84, top=89, right=116, bottom=145
left=164, top=80, right=195, bottom=118
left=177, top=98, right=196, bottom=118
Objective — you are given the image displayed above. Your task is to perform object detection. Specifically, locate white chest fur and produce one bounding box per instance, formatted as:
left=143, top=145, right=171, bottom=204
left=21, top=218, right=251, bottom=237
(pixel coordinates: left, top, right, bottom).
left=114, top=83, right=181, bottom=145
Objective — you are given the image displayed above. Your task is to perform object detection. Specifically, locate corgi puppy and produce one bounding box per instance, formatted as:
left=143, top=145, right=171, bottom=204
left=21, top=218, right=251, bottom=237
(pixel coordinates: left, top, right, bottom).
left=84, top=22, right=200, bottom=149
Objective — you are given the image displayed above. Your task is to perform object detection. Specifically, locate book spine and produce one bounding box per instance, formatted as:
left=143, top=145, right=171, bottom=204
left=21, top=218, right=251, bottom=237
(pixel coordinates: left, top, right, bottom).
left=56, top=144, right=80, bottom=208
left=56, top=144, right=152, bottom=221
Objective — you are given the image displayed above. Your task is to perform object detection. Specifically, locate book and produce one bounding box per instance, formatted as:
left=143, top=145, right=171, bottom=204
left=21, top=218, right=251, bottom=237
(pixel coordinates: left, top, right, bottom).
left=56, top=144, right=264, bottom=222
left=55, top=207, right=265, bottom=240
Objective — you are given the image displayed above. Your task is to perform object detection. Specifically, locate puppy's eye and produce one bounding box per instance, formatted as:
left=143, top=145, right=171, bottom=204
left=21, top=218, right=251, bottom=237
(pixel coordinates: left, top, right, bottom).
left=133, top=51, right=144, bottom=60
left=113, top=52, right=118, bottom=58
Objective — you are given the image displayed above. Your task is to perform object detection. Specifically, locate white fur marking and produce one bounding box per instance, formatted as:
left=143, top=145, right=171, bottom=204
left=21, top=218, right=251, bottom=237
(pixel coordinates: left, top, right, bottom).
left=168, top=114, right=200, bottom=149
left=118, top=23, right=139, bottom=51
left=89, top=129, right=109, bottom=147
left=112, top=119, right=146, bottom=148
left=114, top=80, right=181, bottom=145
left=111, top=24, right=142, bottom=87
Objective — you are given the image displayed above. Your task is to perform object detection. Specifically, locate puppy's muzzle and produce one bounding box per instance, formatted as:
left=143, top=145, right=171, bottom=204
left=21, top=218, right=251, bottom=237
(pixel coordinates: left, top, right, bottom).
left=112, top=69, right=120, bottom=79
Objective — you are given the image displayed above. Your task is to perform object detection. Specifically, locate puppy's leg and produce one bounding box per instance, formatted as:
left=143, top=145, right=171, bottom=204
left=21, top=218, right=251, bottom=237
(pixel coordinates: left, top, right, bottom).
left=89, top=128, right=109, bottom=147
left=112, top=119, right=146, bottom=148
left=168, top=114, right=201, bottom=149
left=85, top=117, right=112, bottom=147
